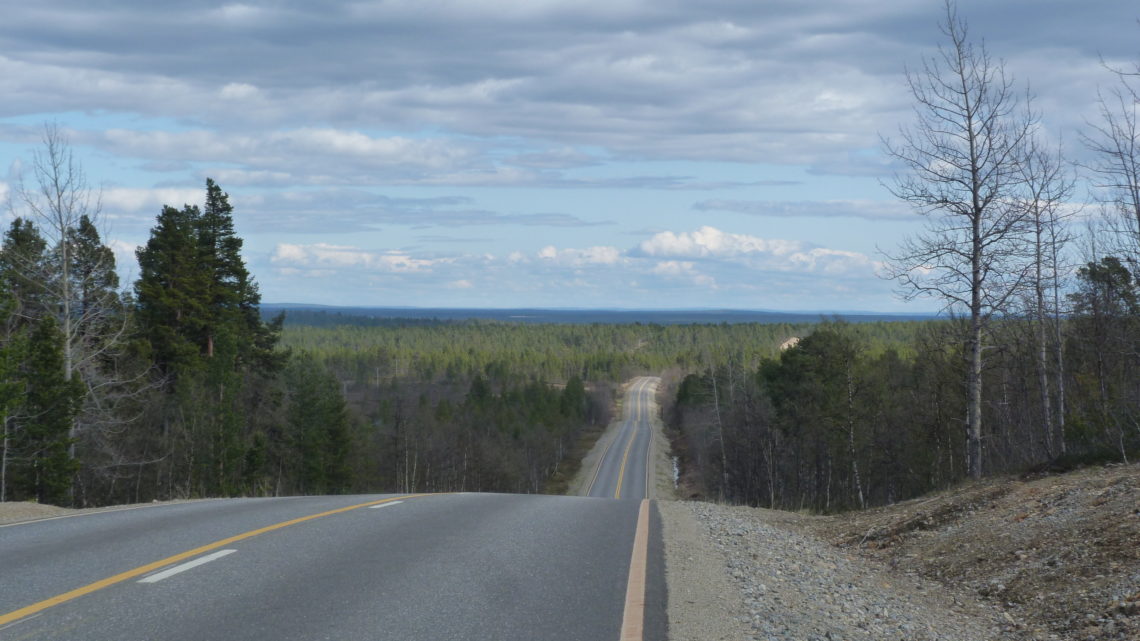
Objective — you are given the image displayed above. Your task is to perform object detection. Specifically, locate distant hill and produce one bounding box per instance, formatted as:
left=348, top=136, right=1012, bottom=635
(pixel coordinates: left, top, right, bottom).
left=261, top=304, right=937, bottom=327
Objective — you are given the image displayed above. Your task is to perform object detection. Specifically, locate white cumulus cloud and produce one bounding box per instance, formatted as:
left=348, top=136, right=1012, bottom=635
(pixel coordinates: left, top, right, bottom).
left=638, top=226, right=800, bottom=258
left=636, top=226, right=878, bottom=278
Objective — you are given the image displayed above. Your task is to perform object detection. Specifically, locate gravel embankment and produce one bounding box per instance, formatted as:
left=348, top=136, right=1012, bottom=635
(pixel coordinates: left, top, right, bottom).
left=662, top=500, right=1013, bottom=641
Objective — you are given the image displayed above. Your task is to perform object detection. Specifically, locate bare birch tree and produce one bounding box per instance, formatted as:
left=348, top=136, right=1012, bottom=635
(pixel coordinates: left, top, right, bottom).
left=1019, top=137, right=1075, bottom=458
left=881, top=1, right=1034, bottom=479
left=1083, top=76, right=1140, bottom=263
left=8, top=124, right=138, bottom=501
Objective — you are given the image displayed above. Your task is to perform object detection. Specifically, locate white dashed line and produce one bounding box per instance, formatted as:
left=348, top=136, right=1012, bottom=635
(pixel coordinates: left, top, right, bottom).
left=138, top=549, right=236, bottom=584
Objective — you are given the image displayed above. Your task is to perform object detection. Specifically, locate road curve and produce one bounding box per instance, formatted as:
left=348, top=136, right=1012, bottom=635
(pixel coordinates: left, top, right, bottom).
left=1, top=493, right=666, bottom=640
left=587, top=376, right=660, bottom=500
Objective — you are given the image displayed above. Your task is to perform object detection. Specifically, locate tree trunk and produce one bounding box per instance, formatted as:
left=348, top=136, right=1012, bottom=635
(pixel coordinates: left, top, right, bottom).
left=1051, top=250, right=1067, bottom=455
left=846, top=363, right=865, bottom=509
left=709, top=367, right=729, bottom=501
left=1034, top=227, right=1055, bottom=458
left=1, top=416, right=8, bottom=502
left=967, top=318, right=984, bottom=479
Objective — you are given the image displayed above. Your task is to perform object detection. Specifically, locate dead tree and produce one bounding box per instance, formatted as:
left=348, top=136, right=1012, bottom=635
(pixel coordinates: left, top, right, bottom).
left=1019, top=138, right=1075, bottom=458
left=882, top=1, right=1034, bottom=479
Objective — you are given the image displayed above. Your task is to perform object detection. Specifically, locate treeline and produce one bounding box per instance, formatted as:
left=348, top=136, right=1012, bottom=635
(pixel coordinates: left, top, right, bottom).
left=277, top=317, right=939, bottom=496
left=280, top=319, right=932, bottom=386
left=0, top=142, right=334, bottom=505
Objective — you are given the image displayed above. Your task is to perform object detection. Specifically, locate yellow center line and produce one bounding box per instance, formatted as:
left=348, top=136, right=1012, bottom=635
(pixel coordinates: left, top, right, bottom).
left=0, top=494, right=431, bottom=627
left=613, top=425, right=638, bottom=500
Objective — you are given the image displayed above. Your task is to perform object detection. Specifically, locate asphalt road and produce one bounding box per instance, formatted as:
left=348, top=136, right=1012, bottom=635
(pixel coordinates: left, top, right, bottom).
left=587, top=377, right=660, bottom=500
left=2, top=495, right=666, bottom=639
left=1, top=378, right=668, bottom=640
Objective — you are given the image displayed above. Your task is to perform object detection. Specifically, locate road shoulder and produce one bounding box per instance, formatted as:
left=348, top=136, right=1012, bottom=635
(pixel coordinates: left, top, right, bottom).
left=657, top=500, right=751, bottom=640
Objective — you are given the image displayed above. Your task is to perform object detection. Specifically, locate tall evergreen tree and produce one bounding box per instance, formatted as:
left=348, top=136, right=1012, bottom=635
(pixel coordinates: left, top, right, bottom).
left=15, top=316, right=83, bottom=504
left=0, top=285, right=22, bottom=502
left=135, top=204, right=211, bottom=377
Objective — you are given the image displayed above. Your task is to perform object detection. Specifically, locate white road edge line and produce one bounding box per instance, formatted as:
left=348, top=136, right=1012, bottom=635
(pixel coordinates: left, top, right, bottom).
left=138, top=549, right=236, bottom=584
left=367, top=500, right=404, bottom=509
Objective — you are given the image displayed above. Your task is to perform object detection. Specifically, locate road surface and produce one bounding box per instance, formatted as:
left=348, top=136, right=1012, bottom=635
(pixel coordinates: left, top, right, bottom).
left=0, top=380, right=668, bottom=640
left=587, top=376, right=659, bottom=500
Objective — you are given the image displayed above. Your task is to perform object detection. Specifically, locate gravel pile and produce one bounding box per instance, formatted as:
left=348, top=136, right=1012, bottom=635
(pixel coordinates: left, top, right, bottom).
left=670, top=501, right=1013, bottom=641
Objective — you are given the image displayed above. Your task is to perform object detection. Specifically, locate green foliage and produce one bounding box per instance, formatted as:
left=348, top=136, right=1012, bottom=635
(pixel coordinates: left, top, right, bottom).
left=279, top=319, right=935, bottom=389
left=127, top=180, right=289, bottom=500
left=283, top=353, right=353, bottom=494
left=0, top=218, right=50, bottom=321
left=135, top=180, right=282, bottom=380
left=12, top=317, right=83, bottom=504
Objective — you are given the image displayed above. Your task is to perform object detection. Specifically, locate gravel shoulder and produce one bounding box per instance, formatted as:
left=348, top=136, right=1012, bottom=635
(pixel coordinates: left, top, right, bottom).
left=662, top=501, right=1010, bottom=641
left=657, top=463, right=1140, bottom=641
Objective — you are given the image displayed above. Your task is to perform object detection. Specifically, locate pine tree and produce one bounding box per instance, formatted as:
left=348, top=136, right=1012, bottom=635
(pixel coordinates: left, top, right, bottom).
left=0, top=218, right=50, bottom=322
left=17, top=316, right=83, bottom=504
left=69, top=215, right=120, bottom=325
left=0, top=285, right=22, bottom=502
left=135, top=204, right=211, bottom=377
left=284, top=354, right=353, bottom=494
left=133, top=180, right=285, bottom=498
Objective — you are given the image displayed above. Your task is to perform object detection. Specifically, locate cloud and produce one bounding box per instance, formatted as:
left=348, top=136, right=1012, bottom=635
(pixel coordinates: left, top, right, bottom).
left=635, top=226, right=880, bottom=277
left=694, top=198, right=915, bottom=221
left=2, top=2, right=1128, bottom=170
left=237, top=189, right=604, bottom=231
left=537, top=245, right=623, bottom=266
left=651, top=260, right=716, bottom=288
left=93, top=187, right=605, bottom=233
left=270, top=243, right=444, bottom=272
left=241, top=223, right=897, bottom=308
left=637, top=226, right=801, bottom=259
left=101, top=186, right=205, bottom=214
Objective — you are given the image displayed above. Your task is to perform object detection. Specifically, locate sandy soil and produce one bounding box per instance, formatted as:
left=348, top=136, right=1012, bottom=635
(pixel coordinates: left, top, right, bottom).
left=0, top=501, right=76, bottom=525
left=0, top=500, right=201, bottom=527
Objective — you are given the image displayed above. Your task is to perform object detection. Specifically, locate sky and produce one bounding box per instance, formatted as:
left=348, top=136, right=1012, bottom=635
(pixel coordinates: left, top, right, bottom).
left=1, top=1, right=1137, bottom=311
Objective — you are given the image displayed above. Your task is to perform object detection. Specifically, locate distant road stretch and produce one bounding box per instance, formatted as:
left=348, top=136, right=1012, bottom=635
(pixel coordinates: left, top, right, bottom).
left=587, top=376, right=660, bottom=500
